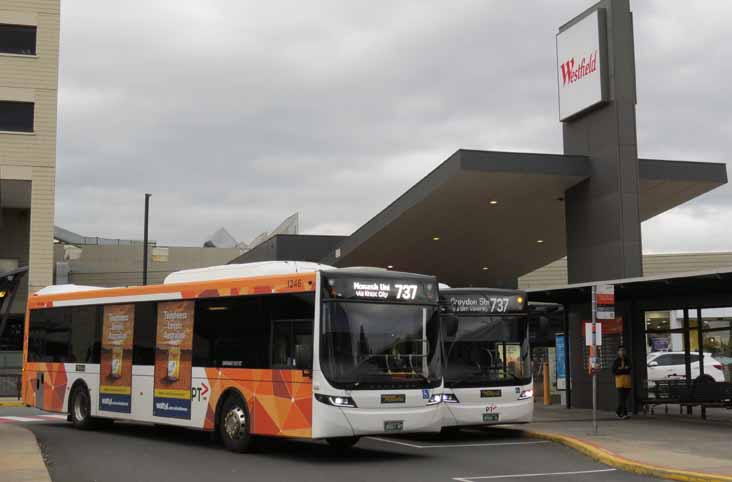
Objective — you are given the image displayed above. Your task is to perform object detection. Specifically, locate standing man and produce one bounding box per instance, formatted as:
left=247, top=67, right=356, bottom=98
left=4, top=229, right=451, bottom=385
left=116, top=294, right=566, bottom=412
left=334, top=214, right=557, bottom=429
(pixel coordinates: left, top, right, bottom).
left=612, top=346, right=632, bottom=419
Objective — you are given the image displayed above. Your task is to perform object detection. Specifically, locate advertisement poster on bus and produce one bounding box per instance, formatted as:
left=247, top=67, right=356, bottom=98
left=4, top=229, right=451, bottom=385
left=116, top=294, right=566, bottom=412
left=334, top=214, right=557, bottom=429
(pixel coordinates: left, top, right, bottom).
left=100, top=304, right=134, bottom=413
left=153, top=301, right=194, bottom=419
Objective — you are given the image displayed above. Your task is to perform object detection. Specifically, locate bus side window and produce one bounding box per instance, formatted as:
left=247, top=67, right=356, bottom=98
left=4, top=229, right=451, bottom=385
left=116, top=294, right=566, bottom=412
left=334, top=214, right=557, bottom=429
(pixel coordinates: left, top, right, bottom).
left=68, top=305, right=100, bottom=364
left=133, top=302, right=157, bottom=365
left=269, top=320, right=313, bottom=369
left=28, top=309, right=50, bottom=362
left=193, top=296, right=270, bottom=369
left=28, top=306, right=99, bottom=364
left=263, top=293, right=315, bottom=369
left=271, top=321, right=292, bottom=367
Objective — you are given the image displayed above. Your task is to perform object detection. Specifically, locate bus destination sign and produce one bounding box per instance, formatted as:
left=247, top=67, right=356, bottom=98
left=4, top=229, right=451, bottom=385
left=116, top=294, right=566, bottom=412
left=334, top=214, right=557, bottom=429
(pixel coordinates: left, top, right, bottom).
left=325, top=276, right=436, bottom=303
left=445, top=294, right=524, bottom=314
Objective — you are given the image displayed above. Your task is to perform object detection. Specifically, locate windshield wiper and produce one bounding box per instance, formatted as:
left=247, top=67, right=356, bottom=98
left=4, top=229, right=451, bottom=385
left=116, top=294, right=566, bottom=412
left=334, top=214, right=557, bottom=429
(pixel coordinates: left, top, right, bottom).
left=343, top=353, right=432, bottom=384
left=500, top=371, right=525, bottom=383
left=446, top=375, right=482, bottom=387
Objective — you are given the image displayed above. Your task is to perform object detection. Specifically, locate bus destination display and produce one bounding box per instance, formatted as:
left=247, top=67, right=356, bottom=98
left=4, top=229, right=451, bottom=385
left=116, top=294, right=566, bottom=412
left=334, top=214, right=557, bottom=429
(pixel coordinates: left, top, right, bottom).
left=445, top=294, right=524, bottom=314
left=325, top=276, right=436, bottom=303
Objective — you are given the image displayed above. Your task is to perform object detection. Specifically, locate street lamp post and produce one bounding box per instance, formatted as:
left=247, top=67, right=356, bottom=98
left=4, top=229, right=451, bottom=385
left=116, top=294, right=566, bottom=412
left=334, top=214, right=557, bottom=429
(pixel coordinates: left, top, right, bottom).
left=143, top=193, right=151, bottom=285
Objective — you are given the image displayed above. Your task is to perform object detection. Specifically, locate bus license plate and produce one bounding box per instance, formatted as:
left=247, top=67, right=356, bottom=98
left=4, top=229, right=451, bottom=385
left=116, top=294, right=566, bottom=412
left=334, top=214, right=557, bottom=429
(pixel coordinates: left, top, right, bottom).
left=483, top=413, right=499, bottom=422
left=384, top=420, right=404, bottom=432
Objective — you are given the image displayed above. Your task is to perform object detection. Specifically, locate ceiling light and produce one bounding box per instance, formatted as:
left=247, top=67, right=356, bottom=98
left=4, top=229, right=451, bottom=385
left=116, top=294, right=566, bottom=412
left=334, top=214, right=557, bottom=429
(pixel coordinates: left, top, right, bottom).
left=432, top=236, right=440, bottom=241
left=482, top=267, right=489, bottom=271
left=387, top=265, right=394, bottom=269
left=489, top=200, right=498, bottom=205
left=537, top=239, right=544, bottom=244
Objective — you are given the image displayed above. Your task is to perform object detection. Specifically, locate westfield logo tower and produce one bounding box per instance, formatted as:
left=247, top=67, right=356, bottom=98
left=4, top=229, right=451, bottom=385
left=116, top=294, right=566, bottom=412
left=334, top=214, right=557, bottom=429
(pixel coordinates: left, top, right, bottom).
left=560, top=50, right=598, bottom=85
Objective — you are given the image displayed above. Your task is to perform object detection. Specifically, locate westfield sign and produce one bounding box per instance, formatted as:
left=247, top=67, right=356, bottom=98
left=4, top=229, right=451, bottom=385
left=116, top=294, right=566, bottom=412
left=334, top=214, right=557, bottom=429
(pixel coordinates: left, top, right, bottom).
left=556, top=9, right=606, bottom=120
left=560, top=50, right=598, bottom=86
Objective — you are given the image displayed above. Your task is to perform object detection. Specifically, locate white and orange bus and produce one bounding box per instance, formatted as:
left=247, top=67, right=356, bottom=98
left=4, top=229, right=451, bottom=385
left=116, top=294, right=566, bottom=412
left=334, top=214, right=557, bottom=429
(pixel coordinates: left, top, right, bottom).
left=22, top=262, right=444, bottom=451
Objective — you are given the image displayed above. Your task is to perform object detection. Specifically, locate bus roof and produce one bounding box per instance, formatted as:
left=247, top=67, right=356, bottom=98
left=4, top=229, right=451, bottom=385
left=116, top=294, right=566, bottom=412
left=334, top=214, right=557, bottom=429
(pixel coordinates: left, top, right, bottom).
left=164, top=261, right=334, bottom=284
left=439, top=287, right=525, bottom=296
left=29, top=262, right=436, bottom=309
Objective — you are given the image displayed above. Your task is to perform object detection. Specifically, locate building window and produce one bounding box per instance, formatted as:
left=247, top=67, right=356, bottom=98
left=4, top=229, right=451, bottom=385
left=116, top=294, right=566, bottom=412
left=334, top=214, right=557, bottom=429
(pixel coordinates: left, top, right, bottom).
left=0, top=101, right=34, bottom=132
left=0, top=23, right=37, bottom=55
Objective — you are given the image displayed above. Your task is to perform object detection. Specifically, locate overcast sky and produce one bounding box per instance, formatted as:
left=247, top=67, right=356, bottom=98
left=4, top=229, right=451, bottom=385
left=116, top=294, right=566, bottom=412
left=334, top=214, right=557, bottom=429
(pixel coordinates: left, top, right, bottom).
left=55, top=0, right=732, bottom=253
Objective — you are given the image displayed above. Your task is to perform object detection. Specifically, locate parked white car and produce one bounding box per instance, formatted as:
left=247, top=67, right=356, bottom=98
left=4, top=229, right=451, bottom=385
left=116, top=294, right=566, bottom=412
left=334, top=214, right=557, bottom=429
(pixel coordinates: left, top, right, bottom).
left=646, top=351, right=725, bottom=382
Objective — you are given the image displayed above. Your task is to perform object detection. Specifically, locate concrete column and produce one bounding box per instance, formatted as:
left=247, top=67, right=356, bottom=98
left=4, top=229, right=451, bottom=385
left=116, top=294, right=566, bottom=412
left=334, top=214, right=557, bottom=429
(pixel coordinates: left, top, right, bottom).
left=28, top=167, right=55, bottom=294
left=563, top=0, right=643, bottom=283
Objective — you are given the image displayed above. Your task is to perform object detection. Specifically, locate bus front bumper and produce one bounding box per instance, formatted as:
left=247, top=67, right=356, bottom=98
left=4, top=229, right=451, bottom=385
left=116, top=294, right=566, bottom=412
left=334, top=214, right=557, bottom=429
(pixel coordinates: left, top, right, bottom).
left=312, top=402, right=443, bottom=438
left=441, top=398, right=533, bottom=427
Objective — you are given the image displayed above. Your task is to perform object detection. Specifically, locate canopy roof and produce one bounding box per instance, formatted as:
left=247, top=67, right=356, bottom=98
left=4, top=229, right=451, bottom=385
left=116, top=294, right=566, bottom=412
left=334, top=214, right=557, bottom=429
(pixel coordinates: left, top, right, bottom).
left=323, top=150, right=726, bottom=287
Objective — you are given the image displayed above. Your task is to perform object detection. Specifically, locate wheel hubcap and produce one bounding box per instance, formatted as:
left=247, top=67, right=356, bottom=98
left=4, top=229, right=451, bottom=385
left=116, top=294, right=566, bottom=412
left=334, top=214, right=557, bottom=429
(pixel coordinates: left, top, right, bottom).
left=224, top=407, right=246, bottom=440
left=74, top=392, right=88, bottom=421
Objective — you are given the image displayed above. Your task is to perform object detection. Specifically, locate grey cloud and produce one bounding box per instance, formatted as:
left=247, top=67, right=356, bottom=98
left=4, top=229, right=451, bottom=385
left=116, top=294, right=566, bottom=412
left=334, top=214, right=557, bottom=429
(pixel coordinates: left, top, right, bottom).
left=55, top=0, right=732, bottom=252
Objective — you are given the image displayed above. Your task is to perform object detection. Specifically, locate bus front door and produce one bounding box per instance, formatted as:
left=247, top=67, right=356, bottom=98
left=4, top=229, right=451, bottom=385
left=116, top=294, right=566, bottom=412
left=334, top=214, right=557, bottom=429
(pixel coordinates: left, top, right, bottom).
left=258, top=319, right=313, bottom=436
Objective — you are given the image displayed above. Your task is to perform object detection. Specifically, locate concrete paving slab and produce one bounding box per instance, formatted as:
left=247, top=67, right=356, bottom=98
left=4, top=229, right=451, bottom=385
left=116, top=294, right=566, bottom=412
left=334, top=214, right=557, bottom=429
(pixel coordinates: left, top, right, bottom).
left=511, top=403, right=732, bottom=481
left=0, top=423, right=51, bottom=482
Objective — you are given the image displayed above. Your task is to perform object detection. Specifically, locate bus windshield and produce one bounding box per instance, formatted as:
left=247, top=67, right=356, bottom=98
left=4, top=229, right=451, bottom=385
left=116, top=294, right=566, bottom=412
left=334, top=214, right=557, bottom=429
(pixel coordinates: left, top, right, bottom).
left=320, top=301, right=442, bottom=389
left=443, top=314, right=530, bottom=388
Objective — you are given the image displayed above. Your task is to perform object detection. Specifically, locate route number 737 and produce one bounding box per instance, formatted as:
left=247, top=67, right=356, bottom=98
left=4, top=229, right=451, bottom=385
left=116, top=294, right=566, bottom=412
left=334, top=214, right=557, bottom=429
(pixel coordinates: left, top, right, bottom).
left=395, top=284, right=418, bottom=300
left=486, top=297, right=510, bottom=312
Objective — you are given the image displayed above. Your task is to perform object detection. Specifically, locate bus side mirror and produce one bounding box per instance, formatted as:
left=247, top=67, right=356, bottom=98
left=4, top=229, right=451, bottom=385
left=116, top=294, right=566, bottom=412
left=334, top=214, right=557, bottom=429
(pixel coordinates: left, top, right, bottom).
left=443, top=315, right=459, bottom=337
left=295, top=344, right=313, bottom=370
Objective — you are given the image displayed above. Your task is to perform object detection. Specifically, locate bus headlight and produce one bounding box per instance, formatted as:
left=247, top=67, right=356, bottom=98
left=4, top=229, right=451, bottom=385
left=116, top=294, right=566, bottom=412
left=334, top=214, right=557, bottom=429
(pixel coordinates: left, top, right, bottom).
left=427, top=393, right=442, bottom=405
left=442, top=393, right=460, bottom=403
left=314, top=393, right=357, bottom=408
left=518, top=389, right=533, bottom=400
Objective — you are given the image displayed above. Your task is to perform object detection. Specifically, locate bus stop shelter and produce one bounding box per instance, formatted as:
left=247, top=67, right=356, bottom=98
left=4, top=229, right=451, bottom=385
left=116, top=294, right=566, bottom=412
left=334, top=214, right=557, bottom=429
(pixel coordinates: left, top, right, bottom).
left=527, top=268, right=732, bottom=415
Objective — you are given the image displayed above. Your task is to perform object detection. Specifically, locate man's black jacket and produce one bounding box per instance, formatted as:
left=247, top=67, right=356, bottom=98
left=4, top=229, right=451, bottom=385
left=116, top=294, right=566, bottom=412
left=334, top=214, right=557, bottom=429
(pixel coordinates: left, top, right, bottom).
left=612, top=356, right=631, bottom=375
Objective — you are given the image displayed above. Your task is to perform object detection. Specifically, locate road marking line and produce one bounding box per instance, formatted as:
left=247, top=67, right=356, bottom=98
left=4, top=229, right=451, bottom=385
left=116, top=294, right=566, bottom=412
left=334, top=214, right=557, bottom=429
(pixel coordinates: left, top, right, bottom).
left=368, top=437, right=550, bottom=449
left=0, top=416, right=40, bottom=422
left=452, top=468, right=617, bottom=481
left=367, top=438, right=423, bottom=448
left=0, top=414, right=67, bottom=423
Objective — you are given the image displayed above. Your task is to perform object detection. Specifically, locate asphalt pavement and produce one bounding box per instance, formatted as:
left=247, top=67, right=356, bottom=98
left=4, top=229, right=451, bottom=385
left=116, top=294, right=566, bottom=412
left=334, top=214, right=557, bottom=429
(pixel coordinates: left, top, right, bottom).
left=0, top=406, right=663, bottom=482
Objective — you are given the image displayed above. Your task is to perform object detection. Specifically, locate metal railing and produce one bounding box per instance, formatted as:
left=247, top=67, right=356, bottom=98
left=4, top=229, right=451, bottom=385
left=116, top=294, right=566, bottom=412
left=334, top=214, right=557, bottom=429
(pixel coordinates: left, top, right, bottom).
left=0, top=374, right=21, bottom=398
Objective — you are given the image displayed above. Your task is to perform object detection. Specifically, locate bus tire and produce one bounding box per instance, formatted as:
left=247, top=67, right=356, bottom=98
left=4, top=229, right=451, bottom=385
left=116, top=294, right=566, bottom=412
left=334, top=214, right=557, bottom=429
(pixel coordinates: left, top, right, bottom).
left=326, top=436, right=360, bottom=450
left=218, top=393, right=254, bottom=453
left=69, top=385, right=95, bottom=430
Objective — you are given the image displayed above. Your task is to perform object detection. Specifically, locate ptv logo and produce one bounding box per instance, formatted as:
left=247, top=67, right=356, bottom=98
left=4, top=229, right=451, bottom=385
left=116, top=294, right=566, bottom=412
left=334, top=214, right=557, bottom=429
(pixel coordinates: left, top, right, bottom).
left=560, top=50, right=598, bottom=86
left=191, top=382, right=209, bottom=402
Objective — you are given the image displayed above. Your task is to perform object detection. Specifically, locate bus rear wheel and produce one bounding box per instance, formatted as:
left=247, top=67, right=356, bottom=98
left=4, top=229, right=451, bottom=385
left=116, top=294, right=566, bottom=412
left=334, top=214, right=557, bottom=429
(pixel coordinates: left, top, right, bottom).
left=326, top=436, right=360, bottom=450
left=219, top=393, right=254, bottom=453
left=69, top=385, right=95, bottom=430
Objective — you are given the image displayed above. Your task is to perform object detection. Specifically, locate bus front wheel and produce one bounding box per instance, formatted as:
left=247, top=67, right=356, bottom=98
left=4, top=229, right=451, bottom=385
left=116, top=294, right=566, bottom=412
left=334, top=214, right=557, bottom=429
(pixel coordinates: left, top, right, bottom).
left=219, top=393, right=254, bottom=453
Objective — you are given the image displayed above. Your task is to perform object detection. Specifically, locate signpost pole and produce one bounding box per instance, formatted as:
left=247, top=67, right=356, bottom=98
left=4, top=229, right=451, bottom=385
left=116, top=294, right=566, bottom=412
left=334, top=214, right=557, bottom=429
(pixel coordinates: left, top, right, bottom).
left=142, top=193, right=151, bottom=286
left=591, top=285, right=598, bottom=435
